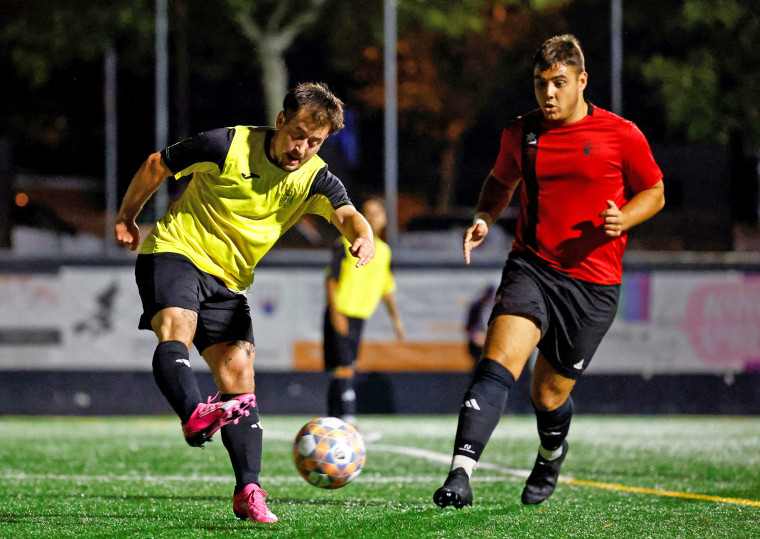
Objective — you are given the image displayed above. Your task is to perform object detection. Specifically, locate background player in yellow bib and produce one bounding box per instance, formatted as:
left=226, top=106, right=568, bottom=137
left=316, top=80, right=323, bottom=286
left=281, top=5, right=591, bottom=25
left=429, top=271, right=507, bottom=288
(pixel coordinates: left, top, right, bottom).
left=114, top=82, right=374, bottom=524
left=323, top=199, right=404, bottom=440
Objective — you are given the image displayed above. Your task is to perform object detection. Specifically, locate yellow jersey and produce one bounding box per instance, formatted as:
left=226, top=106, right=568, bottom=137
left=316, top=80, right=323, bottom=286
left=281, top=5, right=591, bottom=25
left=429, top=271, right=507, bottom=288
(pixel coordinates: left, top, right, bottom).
left=141, top=126, right=352, bottom=291
left=328, top=237, right=396, bottom=319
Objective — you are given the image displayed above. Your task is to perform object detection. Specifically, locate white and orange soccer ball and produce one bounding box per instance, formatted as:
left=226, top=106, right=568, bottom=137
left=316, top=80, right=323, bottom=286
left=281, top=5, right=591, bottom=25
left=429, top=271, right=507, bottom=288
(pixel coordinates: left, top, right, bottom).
left=293, top=416, right=366, bottom=489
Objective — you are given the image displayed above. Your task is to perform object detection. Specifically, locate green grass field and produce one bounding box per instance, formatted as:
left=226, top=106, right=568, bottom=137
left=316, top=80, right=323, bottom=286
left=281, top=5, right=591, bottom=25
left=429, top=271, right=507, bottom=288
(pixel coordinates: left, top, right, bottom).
left=1, top=415, right=758, bottom=538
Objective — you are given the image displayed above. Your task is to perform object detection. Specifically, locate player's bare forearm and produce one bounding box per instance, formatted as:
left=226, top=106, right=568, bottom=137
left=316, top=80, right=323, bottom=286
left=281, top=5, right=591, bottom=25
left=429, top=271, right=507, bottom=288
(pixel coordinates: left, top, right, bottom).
left=463, top=172, right=520, bottom=264
left=114, top=152, right=173, bottom=250
left=382, top=292, right=404, bottom=340
left=600, top=180, right=665, bottom=237
left=118, top=152, right=172, bottom=222
left=474, top=171, right=521, bottom=224
left=325, top=278, right=349, bottom=335
left=331, top=206, right=375, bottom=267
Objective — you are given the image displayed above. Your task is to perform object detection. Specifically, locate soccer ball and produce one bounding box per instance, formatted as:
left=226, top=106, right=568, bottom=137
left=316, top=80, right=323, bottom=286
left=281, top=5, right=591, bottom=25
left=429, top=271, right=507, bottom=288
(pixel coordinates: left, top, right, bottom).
left=293, top=416, right=366, bottom=489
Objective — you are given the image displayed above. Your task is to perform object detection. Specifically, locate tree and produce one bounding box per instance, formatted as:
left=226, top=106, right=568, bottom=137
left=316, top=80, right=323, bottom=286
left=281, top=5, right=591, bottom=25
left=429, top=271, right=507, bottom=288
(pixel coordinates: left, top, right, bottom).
left=631, top=0, right=760, bottom=149
left=1, top=0, right=154, bottom=89
left=0, top=0, right=154, bottom=173
left=317, top=0, right=572, bottom=212
left=626, top=0, right=760, bottom=223
left=223, top=0, right=329, bottom=123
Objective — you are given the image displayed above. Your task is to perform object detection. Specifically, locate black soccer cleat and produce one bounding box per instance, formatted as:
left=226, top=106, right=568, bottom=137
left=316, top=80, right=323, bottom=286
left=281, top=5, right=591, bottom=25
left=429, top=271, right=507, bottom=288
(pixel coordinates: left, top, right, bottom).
left=433, top=467, right=473, bottom=509
left=521, top=440, right=569, bottom=505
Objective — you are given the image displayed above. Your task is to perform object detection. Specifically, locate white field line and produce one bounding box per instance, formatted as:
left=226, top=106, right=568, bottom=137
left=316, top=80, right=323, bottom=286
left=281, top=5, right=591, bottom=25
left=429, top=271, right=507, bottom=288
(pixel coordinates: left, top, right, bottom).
left=3, top=430, right=759, bottom=506
left=0, top=430, right=531, bottom=485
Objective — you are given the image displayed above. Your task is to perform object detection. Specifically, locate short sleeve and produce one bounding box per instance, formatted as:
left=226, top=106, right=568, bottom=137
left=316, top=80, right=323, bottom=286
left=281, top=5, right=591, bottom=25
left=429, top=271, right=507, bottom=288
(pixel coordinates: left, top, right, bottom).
left=160, top=128, right=234, bottom=176
left=622, top=124, right=663, bottom=192
left=304, top=166, right=353, bottom=220
left=492, top=120, right=524, bottom=185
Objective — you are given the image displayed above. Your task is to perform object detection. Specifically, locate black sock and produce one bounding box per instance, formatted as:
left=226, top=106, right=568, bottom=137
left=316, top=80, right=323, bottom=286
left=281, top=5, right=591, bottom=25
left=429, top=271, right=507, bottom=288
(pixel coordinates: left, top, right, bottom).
left=534, top=396, right=573, bottom=452
left=327, top=374, right=356, bottom=420
left=453, top=358, right=516, bottom=461
left=152, top=340, right=201, bottom=422
left=221, top=393, right=262, bottom=493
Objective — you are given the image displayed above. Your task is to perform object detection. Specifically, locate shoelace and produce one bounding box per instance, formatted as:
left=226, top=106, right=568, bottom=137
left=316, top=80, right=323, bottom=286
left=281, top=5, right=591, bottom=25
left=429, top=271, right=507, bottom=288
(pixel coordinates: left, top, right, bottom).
left=195, top=392, right=223, bottom=414
left=247, top=488, right=271, bottom=515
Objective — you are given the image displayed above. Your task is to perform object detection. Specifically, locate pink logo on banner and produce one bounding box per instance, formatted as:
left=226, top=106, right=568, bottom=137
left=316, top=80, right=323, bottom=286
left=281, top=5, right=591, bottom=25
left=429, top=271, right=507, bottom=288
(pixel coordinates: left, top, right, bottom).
left=680, top=277, right=760, bottom=365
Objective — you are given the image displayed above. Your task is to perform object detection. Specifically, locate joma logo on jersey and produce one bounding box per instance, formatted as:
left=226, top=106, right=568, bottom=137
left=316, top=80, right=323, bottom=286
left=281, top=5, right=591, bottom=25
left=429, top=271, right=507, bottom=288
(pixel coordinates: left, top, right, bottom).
left=279, top=188, right=295, bottom=208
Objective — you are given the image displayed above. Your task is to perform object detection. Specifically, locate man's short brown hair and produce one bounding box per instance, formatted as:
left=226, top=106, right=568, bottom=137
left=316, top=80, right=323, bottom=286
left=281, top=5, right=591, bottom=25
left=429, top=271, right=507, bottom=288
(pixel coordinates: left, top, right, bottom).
left=533, top=34, right=585, bottom=74
left=282, top=82, right=345, bottom=135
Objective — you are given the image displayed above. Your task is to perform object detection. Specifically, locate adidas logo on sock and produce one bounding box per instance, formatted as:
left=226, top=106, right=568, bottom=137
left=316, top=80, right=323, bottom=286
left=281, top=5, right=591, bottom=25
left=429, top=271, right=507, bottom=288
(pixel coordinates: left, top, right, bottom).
left=462, top=399, right=481, bottom=410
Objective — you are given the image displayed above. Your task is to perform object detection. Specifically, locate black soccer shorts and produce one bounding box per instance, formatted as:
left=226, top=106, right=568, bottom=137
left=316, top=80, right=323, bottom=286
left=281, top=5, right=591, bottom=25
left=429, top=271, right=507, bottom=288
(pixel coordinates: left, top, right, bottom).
left=490, top=251, right=620, bottom=379
left=135, top=252, right=254, bottom=354
left=322, top=308, right=365, bottom=371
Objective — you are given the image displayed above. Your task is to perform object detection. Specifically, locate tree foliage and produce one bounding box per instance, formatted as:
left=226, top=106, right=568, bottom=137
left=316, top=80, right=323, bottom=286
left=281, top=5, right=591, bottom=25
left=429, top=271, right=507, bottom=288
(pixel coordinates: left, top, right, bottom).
left=320, top=0, right=572, bottom=209
left=1, top=0, right=154, bottom=88
left=629, top=0, right=760, bottom=151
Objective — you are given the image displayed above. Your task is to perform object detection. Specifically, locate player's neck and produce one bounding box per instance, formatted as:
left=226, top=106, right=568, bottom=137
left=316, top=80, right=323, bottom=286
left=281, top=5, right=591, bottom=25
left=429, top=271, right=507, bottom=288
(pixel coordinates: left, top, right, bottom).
left=563, top=99, right=589, bottom=125
left=268, top=130, right=277, bottom=161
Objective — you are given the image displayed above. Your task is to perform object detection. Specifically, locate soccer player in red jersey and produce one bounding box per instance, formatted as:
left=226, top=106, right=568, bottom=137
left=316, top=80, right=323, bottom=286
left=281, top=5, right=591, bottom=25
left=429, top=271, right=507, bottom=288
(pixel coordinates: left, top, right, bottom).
left=434, top=34, right=665, bottom=508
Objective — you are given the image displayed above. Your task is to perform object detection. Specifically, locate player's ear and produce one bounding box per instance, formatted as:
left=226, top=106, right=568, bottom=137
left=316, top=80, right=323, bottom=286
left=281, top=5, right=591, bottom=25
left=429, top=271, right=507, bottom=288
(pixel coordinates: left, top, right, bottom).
left=275, top=111, right=286, bottom=129
left=578, top=71, right=588, bottom=91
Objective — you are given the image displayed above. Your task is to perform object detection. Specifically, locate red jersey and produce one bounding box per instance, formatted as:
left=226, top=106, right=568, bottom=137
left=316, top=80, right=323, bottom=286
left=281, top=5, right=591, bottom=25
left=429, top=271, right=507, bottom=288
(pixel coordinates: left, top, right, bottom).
left=493, top=104, right=662, bottom=284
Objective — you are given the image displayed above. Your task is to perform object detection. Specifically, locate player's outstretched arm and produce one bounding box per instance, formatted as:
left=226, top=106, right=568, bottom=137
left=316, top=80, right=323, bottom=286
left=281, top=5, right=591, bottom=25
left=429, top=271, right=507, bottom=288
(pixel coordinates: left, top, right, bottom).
left=325, top=277, right=349, bottom=335
left=331, top=205, right=375, bottom=267
left=114, top=152, right=174, bottom=250
left=600, top=180, right=665, bottom=238
left=464, top=171, right=520, bottom=264
left=382, top=291, right=404, bottom=341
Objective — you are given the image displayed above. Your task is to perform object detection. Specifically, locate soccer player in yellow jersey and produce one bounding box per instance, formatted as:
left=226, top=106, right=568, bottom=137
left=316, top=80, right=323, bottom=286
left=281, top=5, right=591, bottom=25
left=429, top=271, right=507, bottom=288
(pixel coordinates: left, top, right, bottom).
left=114, top=83, right=374, bottom=524
left=323, top=199, right=404, bottom=439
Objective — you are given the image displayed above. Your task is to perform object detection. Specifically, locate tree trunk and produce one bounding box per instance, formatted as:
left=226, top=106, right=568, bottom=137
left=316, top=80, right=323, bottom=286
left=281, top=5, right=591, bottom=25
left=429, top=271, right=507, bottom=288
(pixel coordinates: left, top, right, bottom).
left=257, top=39, right=289, bottom=125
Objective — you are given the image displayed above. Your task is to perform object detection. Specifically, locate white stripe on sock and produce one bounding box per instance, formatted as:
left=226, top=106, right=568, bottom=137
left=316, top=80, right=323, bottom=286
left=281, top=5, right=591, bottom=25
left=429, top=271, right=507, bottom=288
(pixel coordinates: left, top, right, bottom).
left=451, top=455, right=477, bottom=477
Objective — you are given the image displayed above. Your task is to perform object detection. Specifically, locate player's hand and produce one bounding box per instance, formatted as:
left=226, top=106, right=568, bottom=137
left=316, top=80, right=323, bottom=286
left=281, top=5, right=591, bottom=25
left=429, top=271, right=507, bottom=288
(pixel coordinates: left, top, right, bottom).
left=393, top=319, right=405, bottom=341
left=330, top=309, right=349, bottom=335
left=349, top=237, right=375, bottom=267
left=600, top=200, right=624, bottom=237
left=463, top=222, right=489, bottom=264
left=114, top=219, right=140, bottom=250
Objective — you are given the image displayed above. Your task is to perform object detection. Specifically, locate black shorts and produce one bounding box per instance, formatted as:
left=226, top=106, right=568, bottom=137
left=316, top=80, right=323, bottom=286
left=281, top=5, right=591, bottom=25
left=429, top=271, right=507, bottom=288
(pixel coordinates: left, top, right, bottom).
left=135, top=252, right=254, bottom=354
left=323, top=308, right=365, bottom=370
left=490, top=251, right=619, bottom=379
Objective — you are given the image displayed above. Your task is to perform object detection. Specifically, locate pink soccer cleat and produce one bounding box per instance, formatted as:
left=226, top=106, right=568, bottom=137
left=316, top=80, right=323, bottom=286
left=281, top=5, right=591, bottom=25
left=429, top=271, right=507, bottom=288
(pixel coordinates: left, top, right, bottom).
left=233, top=483, right=279, bottom=523
left=181, top=393, right=256, bottom=447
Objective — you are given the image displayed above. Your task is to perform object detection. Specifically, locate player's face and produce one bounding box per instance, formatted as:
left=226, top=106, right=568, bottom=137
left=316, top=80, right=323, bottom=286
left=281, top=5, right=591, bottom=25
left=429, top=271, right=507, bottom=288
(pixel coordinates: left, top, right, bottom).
left=271, top=108, right=331, bottom=171
left=533, top=63, right=588, bottom=124
left=361, top=200, right=387, bottom=234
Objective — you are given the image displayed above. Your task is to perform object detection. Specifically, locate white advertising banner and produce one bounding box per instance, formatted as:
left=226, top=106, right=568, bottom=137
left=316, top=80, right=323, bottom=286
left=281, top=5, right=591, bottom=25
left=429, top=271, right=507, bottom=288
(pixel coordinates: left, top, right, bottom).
left=592, top=271, right=760, bottom=374
left=1, top=266, right=757, bottom=374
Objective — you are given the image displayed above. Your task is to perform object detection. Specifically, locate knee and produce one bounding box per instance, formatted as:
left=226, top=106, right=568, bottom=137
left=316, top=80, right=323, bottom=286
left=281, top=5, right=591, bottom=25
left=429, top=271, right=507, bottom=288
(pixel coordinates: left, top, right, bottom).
left=530, top=386, right=566, bottom=412
left=210, top=342, right=255, bottom=392
left=332, top=365, right=355, bottom=379
left=151, top=310, right=194, bottom=347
